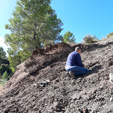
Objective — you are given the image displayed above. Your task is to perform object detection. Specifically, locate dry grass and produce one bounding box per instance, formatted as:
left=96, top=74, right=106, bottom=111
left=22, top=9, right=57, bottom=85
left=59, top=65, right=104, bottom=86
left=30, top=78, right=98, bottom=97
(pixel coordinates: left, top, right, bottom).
left=0, top=85, right=3, bottom=90
left=0, top=79, right=7, bottom=90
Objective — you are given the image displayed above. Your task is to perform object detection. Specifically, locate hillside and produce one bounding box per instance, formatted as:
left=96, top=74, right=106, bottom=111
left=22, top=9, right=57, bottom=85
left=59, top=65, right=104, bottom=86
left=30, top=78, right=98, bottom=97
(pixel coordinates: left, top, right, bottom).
left=0, top=38, right=113, bottom=113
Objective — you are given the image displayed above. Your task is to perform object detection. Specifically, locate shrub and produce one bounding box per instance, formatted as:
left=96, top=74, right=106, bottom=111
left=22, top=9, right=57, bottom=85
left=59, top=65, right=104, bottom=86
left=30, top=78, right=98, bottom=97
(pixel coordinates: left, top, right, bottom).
left=43, top=40, right=53, bottom=47
left=107, top=32, right=113, bottom=38
left=2, top=71, right=8, bottom=79
left=83, top=35, right=98, bottom=43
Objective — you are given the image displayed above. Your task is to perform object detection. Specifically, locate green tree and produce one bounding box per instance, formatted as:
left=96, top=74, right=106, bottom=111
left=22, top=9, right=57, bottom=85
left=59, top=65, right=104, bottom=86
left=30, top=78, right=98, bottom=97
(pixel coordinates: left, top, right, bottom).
left=5, top=0, right=63, bottom=70
left=7, top=48, right=22, bottom=73
left=5, top=0, right=63, bottom=51
left=0, top=60, right=12, bottom=77
left=0, top=48, right=12, bottom=78
left=63, top=31, right=75, bottom=43
left=0, top=47, right=6, bottom=59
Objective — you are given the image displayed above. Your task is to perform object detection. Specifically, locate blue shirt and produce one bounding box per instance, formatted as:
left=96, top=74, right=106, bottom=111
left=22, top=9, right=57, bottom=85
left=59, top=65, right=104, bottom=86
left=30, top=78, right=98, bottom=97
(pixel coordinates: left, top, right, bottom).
left=65, top=51, right=84, bottom=67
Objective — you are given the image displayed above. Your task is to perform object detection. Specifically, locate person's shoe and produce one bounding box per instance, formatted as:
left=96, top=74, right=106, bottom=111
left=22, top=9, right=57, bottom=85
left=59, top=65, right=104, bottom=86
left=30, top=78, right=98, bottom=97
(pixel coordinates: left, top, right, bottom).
left=69, top=71, right=75, bottom=79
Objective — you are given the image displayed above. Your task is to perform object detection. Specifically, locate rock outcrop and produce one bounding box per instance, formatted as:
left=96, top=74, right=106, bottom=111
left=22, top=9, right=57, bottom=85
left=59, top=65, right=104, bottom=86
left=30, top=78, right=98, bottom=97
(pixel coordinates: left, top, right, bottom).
left=0, top=39, right=113, bottom=113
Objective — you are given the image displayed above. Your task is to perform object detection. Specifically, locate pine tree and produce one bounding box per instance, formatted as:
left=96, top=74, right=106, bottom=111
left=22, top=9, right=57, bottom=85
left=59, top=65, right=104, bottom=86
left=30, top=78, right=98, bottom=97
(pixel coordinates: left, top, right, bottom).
left=5, top=0, right=63, bottom=70
left=0, top=47, right=6, bottom=59
left=63, top=31, right=75, bottom=43
left=0, top=47, right=12, bottom=77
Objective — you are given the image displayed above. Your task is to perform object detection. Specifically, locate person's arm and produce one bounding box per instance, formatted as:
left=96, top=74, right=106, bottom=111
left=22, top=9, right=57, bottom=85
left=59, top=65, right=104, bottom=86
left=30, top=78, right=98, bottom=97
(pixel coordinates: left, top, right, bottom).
left=76, top=54, right=84, bottom=67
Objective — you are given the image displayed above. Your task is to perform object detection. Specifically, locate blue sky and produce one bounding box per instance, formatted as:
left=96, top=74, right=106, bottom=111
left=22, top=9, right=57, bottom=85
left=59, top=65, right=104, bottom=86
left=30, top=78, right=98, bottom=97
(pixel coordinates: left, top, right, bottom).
left=0, top=0, right=17, bottom=52
left=51, top=0, right=113, bottom=42
left=0, top=0, right=113, bottom=52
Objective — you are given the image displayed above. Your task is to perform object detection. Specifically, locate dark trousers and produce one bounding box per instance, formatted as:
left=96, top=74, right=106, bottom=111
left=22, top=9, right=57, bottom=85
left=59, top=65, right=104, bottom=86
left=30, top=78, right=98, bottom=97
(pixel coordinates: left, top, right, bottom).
left=66, top=66, right=90, bottom=76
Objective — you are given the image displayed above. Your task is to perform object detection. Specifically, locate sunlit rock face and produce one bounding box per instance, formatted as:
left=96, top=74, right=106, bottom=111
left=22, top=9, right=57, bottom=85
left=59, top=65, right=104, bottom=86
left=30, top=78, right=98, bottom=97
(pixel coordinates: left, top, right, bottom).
left=0, top=39, right=113, bottom=113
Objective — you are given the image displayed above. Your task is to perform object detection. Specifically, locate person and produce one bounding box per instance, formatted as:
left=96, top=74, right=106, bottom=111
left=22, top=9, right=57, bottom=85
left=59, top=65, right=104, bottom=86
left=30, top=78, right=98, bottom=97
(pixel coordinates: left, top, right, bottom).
left=65, top=47, right=90, bottom=78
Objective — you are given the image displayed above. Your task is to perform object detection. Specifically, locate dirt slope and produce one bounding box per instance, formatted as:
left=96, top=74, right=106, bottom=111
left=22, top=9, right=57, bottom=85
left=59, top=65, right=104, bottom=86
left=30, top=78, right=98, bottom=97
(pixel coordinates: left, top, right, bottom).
left=0, top=39, right=113, bottom=113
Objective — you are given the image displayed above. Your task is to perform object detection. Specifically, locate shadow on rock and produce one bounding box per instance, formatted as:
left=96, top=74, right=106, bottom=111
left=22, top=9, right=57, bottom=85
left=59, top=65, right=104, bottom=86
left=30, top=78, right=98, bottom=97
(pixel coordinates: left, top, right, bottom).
left=90, top=65, right=102, bottom=73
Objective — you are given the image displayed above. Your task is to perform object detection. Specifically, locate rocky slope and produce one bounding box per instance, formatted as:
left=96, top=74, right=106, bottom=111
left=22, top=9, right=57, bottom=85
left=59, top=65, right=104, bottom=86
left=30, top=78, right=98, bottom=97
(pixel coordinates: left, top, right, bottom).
left=0, top=38, right=113, bottom=113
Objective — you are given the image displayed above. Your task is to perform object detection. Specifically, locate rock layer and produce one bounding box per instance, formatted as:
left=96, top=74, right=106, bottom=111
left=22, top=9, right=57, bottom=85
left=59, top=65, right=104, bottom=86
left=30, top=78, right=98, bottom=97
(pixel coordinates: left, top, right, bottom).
left=0, top=39, right=113, bottom=113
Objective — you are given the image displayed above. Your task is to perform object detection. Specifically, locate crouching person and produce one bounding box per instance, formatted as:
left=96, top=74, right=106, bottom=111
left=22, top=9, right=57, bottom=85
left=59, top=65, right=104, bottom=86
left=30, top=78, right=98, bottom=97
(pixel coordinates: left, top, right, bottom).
left=65, top=47, right=90, bottom=78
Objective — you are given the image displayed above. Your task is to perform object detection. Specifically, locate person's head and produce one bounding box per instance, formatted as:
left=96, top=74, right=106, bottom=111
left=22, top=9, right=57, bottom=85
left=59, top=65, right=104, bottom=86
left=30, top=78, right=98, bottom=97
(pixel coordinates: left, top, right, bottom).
left=75, top=47, right=81, bottom=53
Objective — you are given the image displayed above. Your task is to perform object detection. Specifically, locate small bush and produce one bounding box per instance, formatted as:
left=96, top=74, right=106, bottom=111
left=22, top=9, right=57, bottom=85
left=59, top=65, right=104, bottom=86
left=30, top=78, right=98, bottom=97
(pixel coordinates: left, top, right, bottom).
left=2, top=71, right=8, bottom=79
left=43, top=40, right=53, bottom=47
left=0, top=79, right=7, bottom=87
left=83, top=35, right=98, bottom=43
left=107, top=32, right=113, bottom=38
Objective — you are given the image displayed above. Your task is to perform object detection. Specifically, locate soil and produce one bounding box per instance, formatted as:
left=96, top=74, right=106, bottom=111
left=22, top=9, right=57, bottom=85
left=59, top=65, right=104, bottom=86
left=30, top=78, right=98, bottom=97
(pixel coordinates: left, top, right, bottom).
left=0, top=39, right=113, bottom=113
